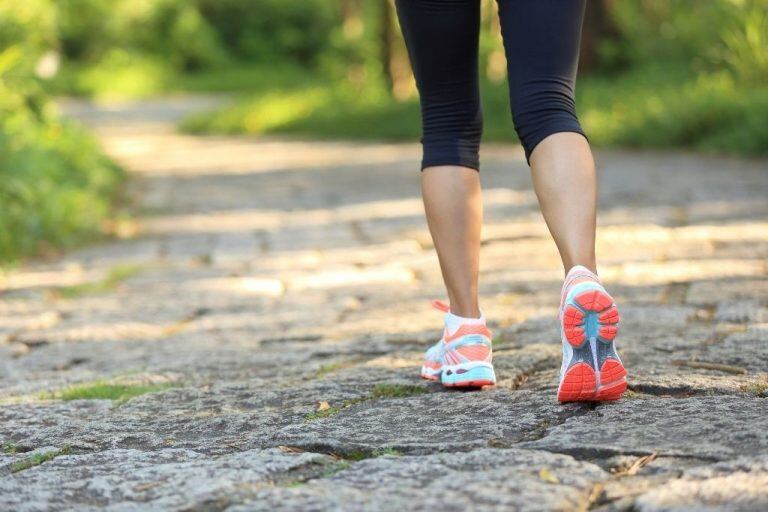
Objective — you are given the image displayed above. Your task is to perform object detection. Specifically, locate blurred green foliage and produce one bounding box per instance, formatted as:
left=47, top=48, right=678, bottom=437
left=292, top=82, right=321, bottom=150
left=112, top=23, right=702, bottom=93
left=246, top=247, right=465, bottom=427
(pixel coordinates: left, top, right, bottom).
left=46, top=0, right=348, bottom=99
left=180, top=0, right=768, bottom=156
left=1, top=1, right=766, bottom=266
left=1, top=0, right=766, bottom=261
left=0, top=1, right=123, bottom=262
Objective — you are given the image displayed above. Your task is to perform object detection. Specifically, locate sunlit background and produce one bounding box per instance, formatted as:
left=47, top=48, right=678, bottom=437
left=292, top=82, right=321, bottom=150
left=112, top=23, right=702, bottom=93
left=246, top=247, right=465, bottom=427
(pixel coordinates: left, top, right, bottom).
left=1, top=0, right=767, bottom=263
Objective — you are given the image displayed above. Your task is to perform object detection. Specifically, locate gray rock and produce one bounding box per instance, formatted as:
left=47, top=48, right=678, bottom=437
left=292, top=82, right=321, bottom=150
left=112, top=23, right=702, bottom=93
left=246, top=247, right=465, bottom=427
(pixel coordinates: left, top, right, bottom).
left=0, top=448, right=328, bottom=511
left=704, top=326, right=768, bottom=372
left=526, top=396, right=768, bottom=460
left=234, top=448, right=607, bottom=512
left=272, top=388, right=582, bottom=454
left=634, top=455, right=768, bottom=511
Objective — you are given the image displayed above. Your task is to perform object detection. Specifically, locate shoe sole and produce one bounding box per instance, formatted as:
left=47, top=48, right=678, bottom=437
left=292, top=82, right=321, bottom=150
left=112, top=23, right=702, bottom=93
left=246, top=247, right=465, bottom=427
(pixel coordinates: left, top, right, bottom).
left=421, top=363, right=496, bottom=388
left=558, top=286, right=626, bottom=403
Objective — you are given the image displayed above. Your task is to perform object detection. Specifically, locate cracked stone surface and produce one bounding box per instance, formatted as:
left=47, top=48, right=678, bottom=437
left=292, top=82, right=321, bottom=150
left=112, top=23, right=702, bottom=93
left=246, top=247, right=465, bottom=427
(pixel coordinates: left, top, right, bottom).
left=238, top=448, right=608, bottom=512
left=0, top=97, right=767, bottom=510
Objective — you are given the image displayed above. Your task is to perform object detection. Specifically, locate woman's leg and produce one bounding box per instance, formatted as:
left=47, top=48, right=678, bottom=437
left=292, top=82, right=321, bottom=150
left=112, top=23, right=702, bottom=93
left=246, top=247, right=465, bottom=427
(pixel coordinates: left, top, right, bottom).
left=422, top=166, right=482, bottom=317
left=395, top=0, right=484, bottom=317
left=498, top=0, right=625, bottom=402
left=529, top=133, right=597, bottom=274
left=397, top=0, right=496, bottom=388
left=497, top=0, right=596, bottom=274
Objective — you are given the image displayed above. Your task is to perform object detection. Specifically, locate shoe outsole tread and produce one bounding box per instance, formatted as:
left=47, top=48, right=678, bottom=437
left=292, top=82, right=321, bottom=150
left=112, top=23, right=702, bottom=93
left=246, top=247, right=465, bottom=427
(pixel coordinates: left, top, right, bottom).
left=558, top=287, right=626, bottom=403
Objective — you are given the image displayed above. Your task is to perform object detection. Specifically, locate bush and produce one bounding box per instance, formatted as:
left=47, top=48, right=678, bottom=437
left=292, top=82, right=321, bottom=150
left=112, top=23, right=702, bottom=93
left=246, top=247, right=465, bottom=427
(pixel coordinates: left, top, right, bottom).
left=56, top=0, right=229, bottom=72
left=610, top=0, right=768, bottom=79
left=181, top=63, right=768, bottom=157
left=578, top=66, right=768, bottom=154
left=53, top=0, right=338, bottom=80
left=0, top=3, right=123, bottom=262
left=719, top=4, right=768, bottom=84
left=196, top=0, right=338, bottom=65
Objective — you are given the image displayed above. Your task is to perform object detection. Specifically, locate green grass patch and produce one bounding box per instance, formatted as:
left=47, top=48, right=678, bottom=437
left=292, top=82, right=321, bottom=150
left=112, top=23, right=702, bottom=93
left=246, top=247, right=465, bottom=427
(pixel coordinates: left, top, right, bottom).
left=305, top=404, right=345, bottom=422
left=316, top=361, right=349, bottom=378
left=492, top=335, right=510, bottom=347
left=56, top=264, right=142, bottom=298
left=283, top=460, right=351, bottom=487
left=9, top=446, right=70, bottom=473
left=372, top=446, right=401, bottom=457
left=43, top=380, right=176, bottom=404
left=46, top=59, right=315, bottom=101
left=306, top=384, right=428, bottom=422
left=316, top=357, right=369, bottom=378
left=369, top=383, right=428, bottom=399
left=2, top=442, right=20, bottom=455
left=345, top=447, right=402, bottom=461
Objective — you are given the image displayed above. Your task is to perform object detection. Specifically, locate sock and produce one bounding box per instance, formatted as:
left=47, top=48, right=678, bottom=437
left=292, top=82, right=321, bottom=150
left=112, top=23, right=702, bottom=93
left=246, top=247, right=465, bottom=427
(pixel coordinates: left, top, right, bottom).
left=564, top=265, right=599, bottom=288
left=444, top=310, right=485, bottom=336
left=565, top=264, right=598, bottom=280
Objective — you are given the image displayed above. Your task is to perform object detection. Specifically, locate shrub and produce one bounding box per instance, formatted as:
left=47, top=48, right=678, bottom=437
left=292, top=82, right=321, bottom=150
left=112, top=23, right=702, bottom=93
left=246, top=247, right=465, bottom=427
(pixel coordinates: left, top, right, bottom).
left=0, top=2, right=123, bottom=262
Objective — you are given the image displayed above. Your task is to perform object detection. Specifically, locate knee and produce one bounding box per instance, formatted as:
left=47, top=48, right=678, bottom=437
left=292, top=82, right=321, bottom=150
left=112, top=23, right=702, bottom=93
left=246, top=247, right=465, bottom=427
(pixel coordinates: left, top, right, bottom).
left=421, top=102, right=483, bottom=171
left=510, top=81, right=586, bottom=163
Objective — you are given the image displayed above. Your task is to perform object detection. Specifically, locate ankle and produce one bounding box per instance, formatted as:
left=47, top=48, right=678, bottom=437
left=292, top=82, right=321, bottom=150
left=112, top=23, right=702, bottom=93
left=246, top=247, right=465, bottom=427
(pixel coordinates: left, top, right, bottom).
left=448, top=304, right=481, bottom=318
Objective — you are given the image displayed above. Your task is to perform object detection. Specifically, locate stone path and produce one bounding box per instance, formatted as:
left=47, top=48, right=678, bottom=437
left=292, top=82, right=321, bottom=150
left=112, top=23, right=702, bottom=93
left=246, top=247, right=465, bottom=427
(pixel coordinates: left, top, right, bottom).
left=1, top=97, right=767, bottom=511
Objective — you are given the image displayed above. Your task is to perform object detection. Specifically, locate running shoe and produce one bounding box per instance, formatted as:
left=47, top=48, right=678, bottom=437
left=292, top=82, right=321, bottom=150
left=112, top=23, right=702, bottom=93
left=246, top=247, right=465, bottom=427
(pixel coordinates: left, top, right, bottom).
left=420, top=300, right=496, bottom=388
left=557, top=265, right=626, bottom=402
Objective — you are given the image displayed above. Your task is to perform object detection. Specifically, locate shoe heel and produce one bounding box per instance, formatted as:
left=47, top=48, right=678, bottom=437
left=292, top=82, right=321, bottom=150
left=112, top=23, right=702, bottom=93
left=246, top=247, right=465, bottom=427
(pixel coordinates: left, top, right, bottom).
left=441, top=363, right=496, bottom=388
left=557, top=362, right=598, bottom=402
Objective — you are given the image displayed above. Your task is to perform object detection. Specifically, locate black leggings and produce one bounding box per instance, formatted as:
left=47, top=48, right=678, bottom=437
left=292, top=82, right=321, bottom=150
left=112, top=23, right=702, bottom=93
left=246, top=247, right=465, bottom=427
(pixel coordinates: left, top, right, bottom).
left=395, top=0, right=587, bottom=169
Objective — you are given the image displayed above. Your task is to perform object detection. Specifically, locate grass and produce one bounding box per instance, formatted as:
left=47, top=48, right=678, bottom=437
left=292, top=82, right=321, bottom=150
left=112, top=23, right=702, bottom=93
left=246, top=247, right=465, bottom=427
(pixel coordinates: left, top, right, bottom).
left=283, top=460, right=351, bottom=487
left=282, top=447, right=401, bottom=487
left=9, top=446, right=70, bottom=473
left=2, top=442, right=20, bottom=454
left=305, top=404, right=346, bottom=421
left=181, top=64, right=768, bottom=157
left=306, top=384, right=428, bottom=422
left=369, top=384, right=428, bottom=399
left=316, top=360, right=359, bottom=378
left=46, top=59, right=315, bottom=101
left=345, top=447, right=402, bottom=461
left=742, top=377, right=768, bottom=397
left=42, top=380, right=177, bottom=404
left=56, top=264, right=142, bottom=298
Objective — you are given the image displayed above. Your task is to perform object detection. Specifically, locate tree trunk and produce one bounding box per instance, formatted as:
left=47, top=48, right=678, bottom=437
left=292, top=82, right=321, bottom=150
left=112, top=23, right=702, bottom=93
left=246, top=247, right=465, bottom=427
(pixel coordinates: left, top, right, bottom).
left=380, top=0, right=395, bottom=93
left=341, top=0, right=363, bottom=40
left=580, top=0, right=622, bottom=73
left=381, top=0, right=415, bottom=100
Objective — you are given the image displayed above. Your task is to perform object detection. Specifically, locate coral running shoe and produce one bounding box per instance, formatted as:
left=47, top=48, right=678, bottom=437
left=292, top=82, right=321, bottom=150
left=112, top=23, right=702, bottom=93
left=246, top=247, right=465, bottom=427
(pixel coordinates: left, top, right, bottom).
left=557, top=266, right=626, bottom=402
left=420, top=300, right=496, bottom=388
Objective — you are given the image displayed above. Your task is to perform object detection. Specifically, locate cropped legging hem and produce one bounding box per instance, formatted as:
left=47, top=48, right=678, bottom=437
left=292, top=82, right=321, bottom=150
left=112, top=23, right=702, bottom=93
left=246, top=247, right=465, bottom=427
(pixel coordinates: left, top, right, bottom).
left=524, top=126, right=589, bottom=165
left=420, top=126, right=588, bottom=171
left=422, top=148, right=481, bottom=171
left=396, top=0, right=588, bottom=170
